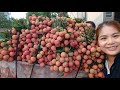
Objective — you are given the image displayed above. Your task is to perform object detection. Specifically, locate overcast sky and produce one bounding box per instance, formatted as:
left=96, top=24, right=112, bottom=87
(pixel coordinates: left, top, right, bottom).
left=10, top=12, right=27, bottom=19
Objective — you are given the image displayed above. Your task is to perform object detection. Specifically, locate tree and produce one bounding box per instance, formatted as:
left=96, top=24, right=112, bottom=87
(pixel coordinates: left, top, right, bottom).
left=26, top=12, right=56, bottom=19
left=11, top=17, right=29, bottom=32
left=0, top=12, right=11, bottom=29
left=26, top=12, right=68, bottom=19
left=58, top=12, right=69, bottom=17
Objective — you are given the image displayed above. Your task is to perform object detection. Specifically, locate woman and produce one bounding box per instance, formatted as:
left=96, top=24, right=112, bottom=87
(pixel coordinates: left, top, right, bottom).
left=96, top=20, right=120, bottom=78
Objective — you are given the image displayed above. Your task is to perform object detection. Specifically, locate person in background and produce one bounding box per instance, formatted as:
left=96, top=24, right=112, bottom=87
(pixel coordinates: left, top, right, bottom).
left=86, top=21, right=96, bottom=38
left=86, top=21, right=96, bottom=29
left=96, top=20, right=120, bottom=78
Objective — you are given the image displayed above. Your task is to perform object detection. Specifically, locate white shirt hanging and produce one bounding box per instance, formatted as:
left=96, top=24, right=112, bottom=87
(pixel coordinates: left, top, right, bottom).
left=105, top=60, right=110, bottom=75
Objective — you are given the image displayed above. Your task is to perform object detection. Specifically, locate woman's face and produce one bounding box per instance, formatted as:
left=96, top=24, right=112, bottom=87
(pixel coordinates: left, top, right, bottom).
left=98, top=25, right=120, bottom=56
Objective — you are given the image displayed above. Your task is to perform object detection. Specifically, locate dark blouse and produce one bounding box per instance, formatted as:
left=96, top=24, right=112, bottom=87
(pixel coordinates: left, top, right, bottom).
left=103, top=53, right=120, bottom=78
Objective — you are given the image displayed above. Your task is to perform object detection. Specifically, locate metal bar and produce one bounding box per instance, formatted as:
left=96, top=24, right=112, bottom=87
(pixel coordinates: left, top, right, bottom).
left=29, top=43, right=41, bottom=78
left=29, top=50, right=39, bottom=78
left=75, top=26, right=88, bottom=78
left=75, top=56, right=84, bottom=78
left=29, top=62, right=36, bottom=78
left=14, top=32, right=20, bottom=78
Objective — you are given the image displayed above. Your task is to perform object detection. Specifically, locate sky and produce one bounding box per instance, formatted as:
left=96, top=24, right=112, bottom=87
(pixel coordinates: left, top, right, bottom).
left=10, top=12, right=27, bottom=19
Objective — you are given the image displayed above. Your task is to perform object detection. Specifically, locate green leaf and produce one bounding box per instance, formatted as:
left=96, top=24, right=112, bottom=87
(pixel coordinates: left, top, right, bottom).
left=38, top=34, right=43, bottom=38
left=80, top=38, right=87, bottom=42
left=66, top=44, right=74, bottom=52
left=24, top=42, right=27, bottom=44
left=51, top=17, right=67, bottom=29
left=38, top=43, right=42, bottom=51
left=40, top=45, right=44, bottom=48
left=0, top=33, right=6, bottom=39
left=91, top=52, right=95, bottom=56
left=56, top=47, right=64, bottom=53
left=67, top=31, right=72, bottom=34
left=69, top=46, right=74, bottom=52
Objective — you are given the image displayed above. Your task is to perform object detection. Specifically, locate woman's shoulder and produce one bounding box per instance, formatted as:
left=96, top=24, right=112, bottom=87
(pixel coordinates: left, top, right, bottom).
left=114, top=53, right=120, bottom=64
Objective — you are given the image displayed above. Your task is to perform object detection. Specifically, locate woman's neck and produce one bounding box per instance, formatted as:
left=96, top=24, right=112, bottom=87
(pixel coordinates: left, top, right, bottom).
left=107, top=55, right=116, bottom=69
left=107, top=55, right=116, bottom=63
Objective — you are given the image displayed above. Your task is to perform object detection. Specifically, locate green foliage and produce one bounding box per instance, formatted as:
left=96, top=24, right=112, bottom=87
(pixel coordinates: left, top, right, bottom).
left=0, top=31, right=11, bottom=41
left=0, top=12, right=12, bottom=29
left=11, top=18, right=29, bottom=32
left=74, top=18, right=85, bottom=23
left=68, top=45, right=75, bottom=52
left=37, top=43, right=42, bottom=52
left=38, top=34, right=43, bottom=38
left=58, top=12, right=69, bottom=18
left=0, top=33, right=6, bottom=39
left=56, top=47, right=64, bottom=53
left=26, top=12, right=68, bottom=19
left=85, top=27, right=95, bottom=44
left=26, top=12, right=57, bottom=19
left=67, top=31, right=72, bottom=34
left=52, top=18, right=67, bottom=29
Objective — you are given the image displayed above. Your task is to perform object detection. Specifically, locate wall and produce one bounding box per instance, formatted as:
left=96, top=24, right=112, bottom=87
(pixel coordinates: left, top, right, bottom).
left=103, top=12, right=114, bottom=21
left=0, top=61, right=87, bottom=78
left=86, top=12, right=104, bottom=27
left=68, top=12, right=104, bottom=27
left=68, top=12, right=85, bottom=19
left=68, top=12, right=77, bottom=18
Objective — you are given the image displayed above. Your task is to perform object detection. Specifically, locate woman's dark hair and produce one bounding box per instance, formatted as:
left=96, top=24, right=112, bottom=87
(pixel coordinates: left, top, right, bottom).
left=96, top=20, right=120, bottom=42
left=86, top=21, right=96, bottom=29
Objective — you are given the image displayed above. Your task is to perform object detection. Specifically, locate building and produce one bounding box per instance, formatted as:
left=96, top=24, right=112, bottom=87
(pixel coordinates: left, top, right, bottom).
left=68, top=12, right=120, bottom=27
